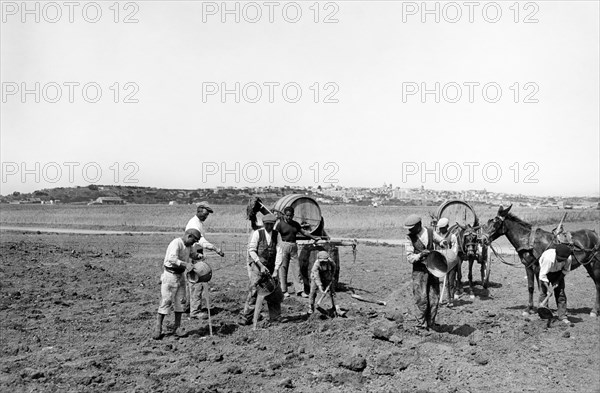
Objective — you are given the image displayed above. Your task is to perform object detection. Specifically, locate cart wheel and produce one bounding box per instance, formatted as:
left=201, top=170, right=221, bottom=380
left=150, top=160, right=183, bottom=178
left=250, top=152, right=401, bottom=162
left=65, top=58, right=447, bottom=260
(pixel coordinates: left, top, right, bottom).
left=436, top=199, right=479, bottom=228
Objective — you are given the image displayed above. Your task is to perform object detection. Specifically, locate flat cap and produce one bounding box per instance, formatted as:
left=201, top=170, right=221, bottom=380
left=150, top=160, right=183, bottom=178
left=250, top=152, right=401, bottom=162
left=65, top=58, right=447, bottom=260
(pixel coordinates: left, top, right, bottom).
left=436, top=218, right=449, bottom=228
left=196, top=201, right=213, bottom=213
left=317, top=251, right=330, bottom=260
left=404, top=214, right=422, bottom=229
left=555, top=244, right=571, bottom=260
left=262, top=213, right=277, bottom=224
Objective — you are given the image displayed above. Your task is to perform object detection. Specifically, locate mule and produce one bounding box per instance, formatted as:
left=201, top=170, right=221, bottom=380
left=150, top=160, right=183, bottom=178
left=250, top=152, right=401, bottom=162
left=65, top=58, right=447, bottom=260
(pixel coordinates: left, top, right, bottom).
left=480, top=205, right=600, bottom=317
left=450, top=224, right=490, bottom=298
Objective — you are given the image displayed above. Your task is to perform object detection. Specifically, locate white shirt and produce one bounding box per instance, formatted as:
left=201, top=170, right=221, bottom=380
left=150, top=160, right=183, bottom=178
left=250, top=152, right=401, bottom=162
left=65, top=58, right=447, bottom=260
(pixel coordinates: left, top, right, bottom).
left=185, top=215, right=216, bottom=251
left=437, top=231, right=459, bottom=255
left=539, top=248, right=572, bottom=283
left=247, top=228, right=283, bottom=271
left=164, top=238, right=191, bottom=269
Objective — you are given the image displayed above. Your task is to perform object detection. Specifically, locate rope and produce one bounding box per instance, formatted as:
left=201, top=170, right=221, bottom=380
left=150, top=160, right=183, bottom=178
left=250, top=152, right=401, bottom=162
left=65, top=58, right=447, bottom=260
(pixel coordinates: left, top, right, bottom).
left=489, top=244, right=522, bottom=268
left=346, top=244, right=358, bottom=290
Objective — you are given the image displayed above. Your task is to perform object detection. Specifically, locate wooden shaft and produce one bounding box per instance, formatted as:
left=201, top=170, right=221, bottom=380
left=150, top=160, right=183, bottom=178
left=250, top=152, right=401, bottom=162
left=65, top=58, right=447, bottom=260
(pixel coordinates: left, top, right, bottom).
left=204, top=283, right=213, bottom=336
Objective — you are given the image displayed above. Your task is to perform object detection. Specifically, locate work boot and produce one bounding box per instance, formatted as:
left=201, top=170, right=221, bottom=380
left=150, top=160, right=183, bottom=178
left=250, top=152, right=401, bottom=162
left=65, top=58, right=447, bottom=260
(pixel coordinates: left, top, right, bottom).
left=152, top=315, right=164, bottom=340
left=152, top=327, right=163, bottom=340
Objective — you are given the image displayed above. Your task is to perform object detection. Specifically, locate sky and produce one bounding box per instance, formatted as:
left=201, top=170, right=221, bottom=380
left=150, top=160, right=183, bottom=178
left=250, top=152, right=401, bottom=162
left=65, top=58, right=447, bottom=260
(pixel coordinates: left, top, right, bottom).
left=1, top=0, right=599, bottom=197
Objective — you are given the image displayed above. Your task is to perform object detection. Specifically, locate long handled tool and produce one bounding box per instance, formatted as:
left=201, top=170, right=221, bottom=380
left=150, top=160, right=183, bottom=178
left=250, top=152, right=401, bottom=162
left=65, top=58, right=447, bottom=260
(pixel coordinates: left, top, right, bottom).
left=316, top=284, right=331, bottom=306
left=315, top=284, right=332, bottom=316
left=350, top=293, right=386, bottom=306
left=204, top=283, right=213, bottom=336
left=438, top=275, right=448, bottom=307
left=253, top=294, right=265, bottom=331
left=537, top=283, right=554, bottom=327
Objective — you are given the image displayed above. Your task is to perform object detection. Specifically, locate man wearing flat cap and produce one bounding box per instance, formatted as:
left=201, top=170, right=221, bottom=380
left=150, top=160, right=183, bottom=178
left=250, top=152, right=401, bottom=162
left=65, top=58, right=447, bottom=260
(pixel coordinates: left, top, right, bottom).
left=240, top=213, right=285, bottom=326
left=538, top=244, right=573, bottom=325
left=185, top=201, right=224, bottom=320
left=405, top=214, right=448, bottom=331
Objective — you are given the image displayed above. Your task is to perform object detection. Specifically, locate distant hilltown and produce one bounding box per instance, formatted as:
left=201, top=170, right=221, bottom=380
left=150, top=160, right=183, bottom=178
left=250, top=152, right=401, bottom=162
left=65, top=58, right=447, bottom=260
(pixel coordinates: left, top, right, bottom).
left=2, top=184, right=598, bottom=209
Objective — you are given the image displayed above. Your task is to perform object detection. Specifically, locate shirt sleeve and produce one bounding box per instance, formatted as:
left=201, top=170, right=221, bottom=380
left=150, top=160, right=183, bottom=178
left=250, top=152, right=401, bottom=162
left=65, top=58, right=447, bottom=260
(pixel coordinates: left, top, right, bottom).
left=433, top=230, right=445, bottom=245
left=311, top=260, right=322, bottom=287
left=538, top=251, right=552, bottom=283
left=165, top=240, right=187, bottom=267
left=274, top=233, right=283, bottom=271
left=450, top=233, right=459, bottom=254
left=406, top=235, right=421, bottom=263
left=198, top=236, right=216, bottom=251
left=562, top=257, right=572, bottom=276
left=247, top=230, right=260, bottom=264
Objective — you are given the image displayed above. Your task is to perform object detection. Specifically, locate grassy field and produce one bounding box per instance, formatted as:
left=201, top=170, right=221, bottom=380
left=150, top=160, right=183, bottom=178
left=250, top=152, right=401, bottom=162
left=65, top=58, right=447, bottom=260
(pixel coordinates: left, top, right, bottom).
left=1, top=203, right=598, bottom=239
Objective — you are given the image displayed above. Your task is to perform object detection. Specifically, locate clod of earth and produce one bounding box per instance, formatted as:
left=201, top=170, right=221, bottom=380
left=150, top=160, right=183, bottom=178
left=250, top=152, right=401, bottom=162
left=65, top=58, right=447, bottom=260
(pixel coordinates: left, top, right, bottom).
left=339, top=355, right=367, bottom=372
left=372, top=319, right=399, bottom=341
left=277, top=378, right=294, bottom=388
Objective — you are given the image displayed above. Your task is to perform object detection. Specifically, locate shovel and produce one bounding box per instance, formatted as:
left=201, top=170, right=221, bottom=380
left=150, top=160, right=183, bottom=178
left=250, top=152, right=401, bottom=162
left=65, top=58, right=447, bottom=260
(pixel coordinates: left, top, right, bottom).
left=315, top=284, right=332, bottom=316
left=204, top=283, right=213, bottom=336
left=537, top=283, right=554, bottom=326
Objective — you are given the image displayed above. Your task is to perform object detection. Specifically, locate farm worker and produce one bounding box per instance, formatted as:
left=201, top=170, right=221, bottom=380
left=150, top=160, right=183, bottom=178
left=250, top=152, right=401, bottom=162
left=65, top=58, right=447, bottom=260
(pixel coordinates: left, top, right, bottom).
left=435, top=218, right=460, bottom=307
left=308, top=251, right=338, bottom=314
left=539, top=244, right=572, bottom=325
left=405, top=214, right=448, bottom=332
left=239, top=214, right=285, bottom=325
left=274, top=206, right=320, bottom=298
left=153, top=228, right=202, bottom=340
left=185, top=201, right=225, bottom=320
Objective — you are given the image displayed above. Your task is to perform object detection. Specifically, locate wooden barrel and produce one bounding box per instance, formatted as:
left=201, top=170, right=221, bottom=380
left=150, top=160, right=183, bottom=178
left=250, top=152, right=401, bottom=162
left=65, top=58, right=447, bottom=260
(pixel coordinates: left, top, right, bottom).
left=272, top=194, right=323, bottom=235
left=298, top=244, right=340, bottom=293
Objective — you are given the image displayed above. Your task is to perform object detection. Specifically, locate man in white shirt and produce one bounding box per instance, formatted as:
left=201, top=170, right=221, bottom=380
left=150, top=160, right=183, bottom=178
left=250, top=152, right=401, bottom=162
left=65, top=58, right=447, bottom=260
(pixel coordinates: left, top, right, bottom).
left=539, top=244, right=572, bottom=324
left=185, top=201, right=224, bottom=320
left=436, top=218, right=460, bottom=307
left=240, top=214, right=285, bottom=326
left=153, top=228, right=201, bottom=340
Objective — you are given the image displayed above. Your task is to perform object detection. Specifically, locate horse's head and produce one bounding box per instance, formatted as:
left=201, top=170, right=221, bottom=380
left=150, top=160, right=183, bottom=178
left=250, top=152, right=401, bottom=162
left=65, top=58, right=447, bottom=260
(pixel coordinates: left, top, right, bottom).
left=480, top=204, right=513, bottom=244
left=461, top=225, right=480, bottom=259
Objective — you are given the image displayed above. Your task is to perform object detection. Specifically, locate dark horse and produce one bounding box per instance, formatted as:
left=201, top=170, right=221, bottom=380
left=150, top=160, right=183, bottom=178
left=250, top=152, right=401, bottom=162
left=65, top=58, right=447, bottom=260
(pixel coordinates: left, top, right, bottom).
left=449, top=224, right=490, bottom=298
left=481, top=205, right=600, bottom=317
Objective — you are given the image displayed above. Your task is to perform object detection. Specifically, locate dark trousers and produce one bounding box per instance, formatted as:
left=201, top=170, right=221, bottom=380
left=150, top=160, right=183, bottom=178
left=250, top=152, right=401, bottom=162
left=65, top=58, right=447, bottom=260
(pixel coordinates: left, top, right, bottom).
left=539, top=271, right=567, bottom=319
left=446, top=265, right=458, bottom=300
left=308, top=280, right=334, bottom=310
left=412, top=269, right=440, bottom=328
